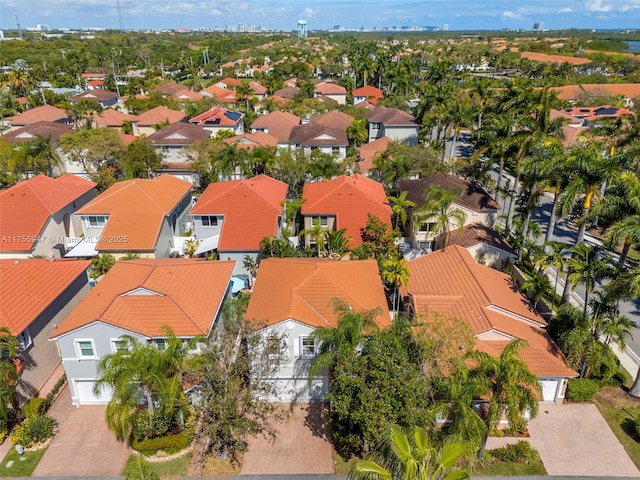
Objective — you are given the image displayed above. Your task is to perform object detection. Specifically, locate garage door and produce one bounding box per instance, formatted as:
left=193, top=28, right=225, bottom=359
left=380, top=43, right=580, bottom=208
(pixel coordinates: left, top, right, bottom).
left=541, top=379, right=558, bottom=402
left=75, top=380, right=113, bottom=405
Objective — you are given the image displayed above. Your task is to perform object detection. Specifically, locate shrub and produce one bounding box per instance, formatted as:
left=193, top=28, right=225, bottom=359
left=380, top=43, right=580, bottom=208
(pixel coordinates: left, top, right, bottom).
left=131, top=410, right=173, bottom=442
left=565, top=378, right=599, bottom=402
left=489, top=440, right=540, bottom=464
left=42, top=375, right=67, bottom=412
left=131, top=429, right=193, bottom=455
left=634, top=415, right=640, bottom=439
left=10, top=415, right=57, bottom=447
left=21, top=398, right=46, bottom=419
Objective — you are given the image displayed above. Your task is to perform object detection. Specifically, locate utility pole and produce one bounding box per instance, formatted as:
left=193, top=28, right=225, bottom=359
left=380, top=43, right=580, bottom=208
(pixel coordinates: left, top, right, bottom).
left=116, top=0, right=125, bottom=31
left=14, top=15, right=21, bottom=40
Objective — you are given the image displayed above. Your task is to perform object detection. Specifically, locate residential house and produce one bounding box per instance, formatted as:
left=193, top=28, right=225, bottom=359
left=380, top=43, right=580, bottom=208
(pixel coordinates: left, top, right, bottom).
left=224, top=131, right=278, bottom=151
left=191, top=175, right=288, bottom=274
left=245, top=257, right=391, bottom=401
left=552, top=83, right=640, bottom=107
left=92, top=109, right=137, bottom=130
left=173, top=89, right=204, bottom=103
left=1, top=258, right=91, bottom=402
left=272, top=86, right=299, bottom=100
left=201, top=84, right=237, bottom=103
left=563, top=105, right=634, bottom=127
left=249, top=82, right=268, bottom=99
left=313, top=80, right=347, bottom=105
left=189, top=107, right=244, bottom=137
left=69, top=89, right=119, bottom=108
left=215, top=77, right=242, bottom=90
left=438, top=223, right=515, bottom=269
left=133, top=106, right=185, bottom=136
left=352, top=85, right=384, bottom=105
left=288, top=123, right=348, bottom=160
left=65, top=175, right=192, bottom=259
left=49, top=258, right=234, bottom=405
left=147, top=123, right=211, bottom=183
left=2, top=121, right=72, bottom=146
left=153, top=82, right=187, bottom=97
left=398, top=172, right=501, bottom=250
left=301, top=174, right=392, bottom=249
left=402, top=246, right=577, bottom=403
left=310, top=111, right=354, bottom=131
left=366, top=106, right=419, bottom=145
left=356, top=136, right=391, bottom=175
left=250, top=111, right=301, bottom=145
left=0, top=175, right=96, bottom=259
left=8, top=105, right=70, bottom=131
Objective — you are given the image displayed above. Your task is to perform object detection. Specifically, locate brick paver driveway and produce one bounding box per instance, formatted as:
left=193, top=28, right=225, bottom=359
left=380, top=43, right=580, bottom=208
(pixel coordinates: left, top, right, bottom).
left=32, top=385, right=131, bottom=477
left=241, top=403, right=334, bottom=475
left=487, top=403, right=639, bottom=476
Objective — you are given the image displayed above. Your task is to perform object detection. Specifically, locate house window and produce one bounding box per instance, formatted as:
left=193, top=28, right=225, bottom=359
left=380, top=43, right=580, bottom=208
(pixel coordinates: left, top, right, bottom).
left=300, top=336, right=317, bottom=358
left=331, top=146, right=340, bottom=156
left=75, top=340, right=95, bottom=359
left=87, top=216, right=107, bottom=227
left=418, top=222, right=434, bottom=233
left=111, top=339, right=128, bottom=353
left=201, top=216, right=218, bottom=227
left=152, top=339, right=167, bottom=350
left=312, top=216, right=328, bottom=227
left=17, top=329, right=32, bottom=350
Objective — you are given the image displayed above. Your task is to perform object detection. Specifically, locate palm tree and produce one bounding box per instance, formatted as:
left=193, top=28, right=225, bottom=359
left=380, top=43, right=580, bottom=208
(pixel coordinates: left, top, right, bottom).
left=94, top=327, right=193, bottom=442
left=540, top=241, right=568, bottom=313
left=347, top=119, right=369, bottom=148
left=565, top=244, right=611, bottom=319
left=300, top=217, right=328, bottom=256
left=381, top=258, right=410, bottom=313
left=521, top=272, right=552, bottom=311
left=308, top=299, right=382, bottom=380
left=387, top=191, right=415, bottom=231
left=349, top=424, right=469, bottom=480
left=325, top=228, right=351, bottom=257
left=467, top=339, right=541, bottom=433
left=0, top=327, right=19, bottom=429
left=414, top=186, right=467, bottom=250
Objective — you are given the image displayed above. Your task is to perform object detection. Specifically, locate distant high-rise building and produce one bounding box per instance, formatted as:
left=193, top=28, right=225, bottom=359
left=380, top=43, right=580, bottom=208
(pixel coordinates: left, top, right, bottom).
left=297, top=19, right=308, bottom=38
left=442, top=24, right=449, bottom=31
left=533, top=22, right=543, bottom=31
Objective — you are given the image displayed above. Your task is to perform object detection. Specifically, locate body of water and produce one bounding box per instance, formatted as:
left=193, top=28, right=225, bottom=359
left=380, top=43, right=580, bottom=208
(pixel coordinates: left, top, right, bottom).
left=624, top=40, right=640, bottom=53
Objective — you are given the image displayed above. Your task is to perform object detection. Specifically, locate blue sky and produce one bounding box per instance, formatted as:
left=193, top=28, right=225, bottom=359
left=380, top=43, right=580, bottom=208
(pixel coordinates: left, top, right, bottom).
left=1, top=0, right=640, bottom=31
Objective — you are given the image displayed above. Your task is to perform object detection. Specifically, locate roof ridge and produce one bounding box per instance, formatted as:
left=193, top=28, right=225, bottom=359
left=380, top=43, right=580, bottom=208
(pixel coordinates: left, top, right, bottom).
left=450, top=246, right=493, bottom=308
left=293, top=268, right=348, bottom=328
left=24, top=176, right=55, bottom=214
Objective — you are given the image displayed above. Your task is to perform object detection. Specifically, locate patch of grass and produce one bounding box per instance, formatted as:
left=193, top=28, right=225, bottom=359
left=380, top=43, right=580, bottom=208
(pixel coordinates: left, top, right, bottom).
left=0, top=447, right=47, bottom=477
left=332, top=450, right=357, bottom=475
left=122, top=453, right=192, bottom=478
left=471, top=459, right=547, bottom=476
left=594, top=387, right=640, bottom=470
left=200, top=453, right=241, bottom=477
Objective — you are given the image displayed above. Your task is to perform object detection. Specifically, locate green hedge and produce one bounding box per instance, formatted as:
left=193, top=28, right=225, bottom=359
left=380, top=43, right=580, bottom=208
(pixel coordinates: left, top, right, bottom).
left=131, top=429, right=193, bottom=455
left=566, top=378, right=599, bottom=402
left=21, top=398, right=46, bottom=419
left=489, top=440, right=540, bottom=464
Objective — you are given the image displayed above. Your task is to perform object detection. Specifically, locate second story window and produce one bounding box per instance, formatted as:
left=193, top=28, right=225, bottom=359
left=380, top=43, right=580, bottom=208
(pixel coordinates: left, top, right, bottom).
left=312, top=216, right=328, bottom=227
left=201, top=216, right=218, bottom=227
left=87, top=216, right=107, bottom=227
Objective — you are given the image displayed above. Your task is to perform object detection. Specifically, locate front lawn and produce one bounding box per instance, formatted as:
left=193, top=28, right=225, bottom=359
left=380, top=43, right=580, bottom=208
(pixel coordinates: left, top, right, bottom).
left=594, top=386, right=640, bottom=470
left=470, top=459, right=547, bottom=476
left=0, top=447, right=47, bottom=477
left=122, top=453, right=192, bottom=478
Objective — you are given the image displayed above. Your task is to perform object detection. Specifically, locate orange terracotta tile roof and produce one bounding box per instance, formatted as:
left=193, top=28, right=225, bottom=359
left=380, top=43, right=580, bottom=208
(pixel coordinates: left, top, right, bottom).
left=224, top=131, right=278, bottom=150
left=561, top=125, right=588, bottom=148
left=0, top=258, right=90, bottom=336
left=202, top=84, right=238, bottom=102
left=250, top=111, right=300, bottom=143
left=564, top=105, right=634, bottom=122
left=134, top=106, right=185, bottom=127
left=9, top=105, right=69, bottom=126
left=0, top=175, right=96, bottom=252
left=76, top=175, right=191, bottom=252
left=219, top=77, right=242, bottom=88
left=245, top=257, right=391, bottom=329
left=153, top=82, right=187, bottom=95
left=352, top=85, right=384, bottom=104
left=189, top=107, right=243, bottom=127
left=301, top=174, right=392, bottom=247
left=310, top=111, right=354, bottom=131
left=191, top=175, right=287, bottom=251
left=521, top=52, right=592, bottom=65
left=50, top=258, right=234, bottom=339
left=314, top=83, right=347, bottom=95
left=405, top=246, right=575, bottom=377
left=357, top=136, right=391, bottom=174
left=174, top=89, right=204, bottom=102
left=94, top=109, right=136, bottom=127
left=249, top=82, right=268, bottom=95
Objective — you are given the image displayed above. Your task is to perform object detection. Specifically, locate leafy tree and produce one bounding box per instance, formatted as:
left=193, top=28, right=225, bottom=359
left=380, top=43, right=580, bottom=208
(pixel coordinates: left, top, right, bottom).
left=349, top=424, right=469, bottom=480
left=467, top=339, right=541, bottom=433
left=259, top=235, right=298, bottom=258
left=59, top=128, right=126, bottom=179
left=90, top=253, right=116, bottom=279
left=353, top=214, right=399, bottom=268
left=123, top=137, right=163, bottom=179
left=0, top=327, right=20, bottom=430
left=95, top=327, right=194, bottom=443
left=187, top=295, right=287, bottom=467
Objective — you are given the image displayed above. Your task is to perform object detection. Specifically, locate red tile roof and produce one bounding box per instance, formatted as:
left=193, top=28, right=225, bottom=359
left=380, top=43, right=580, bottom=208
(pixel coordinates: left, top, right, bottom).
left=50, top=258, right=234, bottom=338
left=174, top=89, right=204, bottom=102
left=76, top=175, right=191, bottom=252
left=224, top=131, right=278, bottom=150
left=310, top=111, right=354, bottom=131
left=9, top=105, right=69, bottom=126
left=218, top=77, right=242, bottom=88
left=189, top=107, right=243, bottom=127
left=301, top=174, right=392, bottom=247
left=0, top=259, right=90, bottom=336
left=314, top=83, right=347, bottom=95
left=0, top=175, right=96, bottom=252
left=352, top=85, right=384, bottom=104
left=134, top=106, right=185, bottom=127
left=521, top=51, right=592, bottom=65
left=93, top=109, right=136, bottom=128
left=191, top=175, right=287, bottom=251
left=250, top=111, right=300, bottom=143
left=404, top=246, right=576, bottom=377
left=246, top=257, right=391, bottom=329
left=357, top=136, right=391, bottom=174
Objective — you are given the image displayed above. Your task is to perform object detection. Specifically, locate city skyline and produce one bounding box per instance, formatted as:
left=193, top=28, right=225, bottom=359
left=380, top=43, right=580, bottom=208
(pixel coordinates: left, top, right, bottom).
left=1, top=0, right=639, bottom=32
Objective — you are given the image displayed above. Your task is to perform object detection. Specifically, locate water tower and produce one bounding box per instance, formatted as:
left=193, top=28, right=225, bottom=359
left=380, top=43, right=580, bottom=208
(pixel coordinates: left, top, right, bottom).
left=297, top=19, right=307, bottom=38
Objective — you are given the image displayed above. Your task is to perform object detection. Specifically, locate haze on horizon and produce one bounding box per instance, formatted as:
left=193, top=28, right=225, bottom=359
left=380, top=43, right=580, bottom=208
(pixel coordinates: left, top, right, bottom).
left=1, top=0, right=639, bottom=32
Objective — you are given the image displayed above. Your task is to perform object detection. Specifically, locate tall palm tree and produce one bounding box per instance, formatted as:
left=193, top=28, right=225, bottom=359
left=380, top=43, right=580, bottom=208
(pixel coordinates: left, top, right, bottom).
left=325, top=228, right=351, bottom=257
left=521, top=272, right=552, bottom=311
left=94, top=327, right=193, bottom=442
left=540, top=241, right=568, bottom=313
left=387, top=191, right=415, bottom=231
left=308, top=299, right=382, bottom=380
left=467, top=339, right=541, bottom=433
left=349, top=424, right=469, bottom=480
left=414, top=186, right=467, bottom=250
left=565, top=244, right=611, bottom=319
left=381, top=258, right=410, bottom=313
left=300, top=217, right=328, bottom=256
